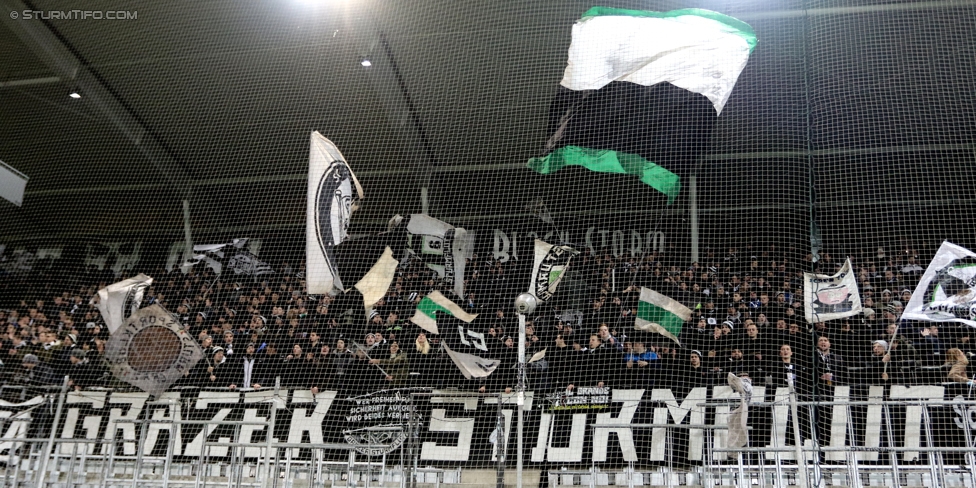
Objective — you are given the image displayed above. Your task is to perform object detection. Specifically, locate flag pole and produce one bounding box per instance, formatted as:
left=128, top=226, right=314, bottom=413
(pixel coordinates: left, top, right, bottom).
left=182, top=200, right=194, bottom=266
left=516, top=312, right=526, bottom=488
left=352, top=341, right=390, bottom=377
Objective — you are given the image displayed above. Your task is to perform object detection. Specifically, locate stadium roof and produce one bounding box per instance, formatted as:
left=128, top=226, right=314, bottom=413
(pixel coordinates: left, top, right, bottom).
left=2, top=0, right=975, bottom=248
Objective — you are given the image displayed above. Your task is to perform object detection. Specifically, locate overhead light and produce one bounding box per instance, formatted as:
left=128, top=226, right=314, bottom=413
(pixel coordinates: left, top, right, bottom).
left=360, top=59, right=372, bottom=68
left=68, top=89, right=81, bottom=99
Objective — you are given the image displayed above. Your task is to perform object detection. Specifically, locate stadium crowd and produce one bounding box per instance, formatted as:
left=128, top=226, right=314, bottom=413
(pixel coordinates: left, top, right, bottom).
left=0, top=244, right=972, bottom=395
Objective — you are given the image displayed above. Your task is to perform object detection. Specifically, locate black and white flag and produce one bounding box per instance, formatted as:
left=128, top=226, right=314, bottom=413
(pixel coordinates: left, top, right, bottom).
left=104, top=304, right=205, bottom=397
left=306, top=131, right=364, bottom=295
left=803, top=258, right=861, bottom=323
left=94, top=273, right=153, bottom=334
left=182, top=239, right=273, bottom=278
left=331, top=219, right=408, bottom=310
left=406, top=214, right=471, bottom=298
left=529, top=239, right=579, bottom=302
left=422, top=306, right=499, bottom=379
left=227, top=251, right=274, bottom=277
left=443, top=342, right=500, bottom=380
left=904, top=241, right=976, bottom=327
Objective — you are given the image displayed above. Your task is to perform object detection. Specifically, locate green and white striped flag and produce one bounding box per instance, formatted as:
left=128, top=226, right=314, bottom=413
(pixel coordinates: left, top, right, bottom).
left=634, top=287, right=692, bottom=344
left=410, top=291, right=478, bottom=335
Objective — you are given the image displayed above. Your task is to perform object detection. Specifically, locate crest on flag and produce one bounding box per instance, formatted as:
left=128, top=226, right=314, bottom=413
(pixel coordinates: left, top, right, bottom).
left=904, top=241, right=976, bottom=327
left=803, top=258, right=861, bottom=323
left=104, top=304, right=205, bottom=397
left=529, top=239, right=579, bottom=302
left=227, top=251, right=275, bottom=276
left=307, top=132, right=364, bottom=295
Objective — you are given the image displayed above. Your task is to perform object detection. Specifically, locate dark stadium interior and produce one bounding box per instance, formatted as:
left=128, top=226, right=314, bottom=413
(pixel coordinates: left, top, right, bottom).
left=2, top=2, right=976, bottom=480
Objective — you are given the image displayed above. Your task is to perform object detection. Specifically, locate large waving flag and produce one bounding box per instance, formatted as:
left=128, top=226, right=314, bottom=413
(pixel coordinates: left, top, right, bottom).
left=306, top=132, right=364, bottom=295
left=94, top=274, right=153, bottom=334
left=104, top=304, right=205, bottom=397
left=528, top=7, right=756, bottom=204
left=634, top=287, right=693, bottom=344
left=904, top=241, right=976, bottom=327
left=409, top=291, right=478, bottom=335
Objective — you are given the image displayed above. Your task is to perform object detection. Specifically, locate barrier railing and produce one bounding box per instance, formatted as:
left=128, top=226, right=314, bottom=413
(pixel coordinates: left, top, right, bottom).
left=2, top=379, right=976, bottom=488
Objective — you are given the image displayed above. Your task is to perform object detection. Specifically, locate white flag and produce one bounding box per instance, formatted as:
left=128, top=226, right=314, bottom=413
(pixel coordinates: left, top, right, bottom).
left=442, top=342, right=500, bottom=380
left=904, top=241, right=976, bottom=327
left=804, top=258, right=862, bottom=323
left=306, top=132, right=363, bottom=295
left=354, top=246, right=400, bottom=312
left=95, top=273, right=153, bottom=334
left=726, top=373, right=752, bottom=450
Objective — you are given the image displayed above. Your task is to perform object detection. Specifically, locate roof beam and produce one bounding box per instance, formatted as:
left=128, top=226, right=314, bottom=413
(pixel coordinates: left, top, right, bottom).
left=0, top=0, right=193, bottom=198
left=358, top=23, right=434, bottom=213
left=735, top=0, right=976, bottom=20
left=0, top=76, right=60, bottom=87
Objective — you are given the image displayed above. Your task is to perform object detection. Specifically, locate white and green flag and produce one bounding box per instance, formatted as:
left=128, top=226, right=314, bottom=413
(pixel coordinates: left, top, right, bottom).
left=561, top=7, right=757, bottom=114
left=409, top=291, right=478, bottom=335
left=904, top=241, right=976, bottom=327
left=529, top=239, right=579, bottom=302
left=634, top=287, right=692, bottom=344
left=528, top=8, right=756, bottom=204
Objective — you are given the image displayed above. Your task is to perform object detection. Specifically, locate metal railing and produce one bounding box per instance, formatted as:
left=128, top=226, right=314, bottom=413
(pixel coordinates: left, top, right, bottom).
left=2, top=379, right=976, bottom=488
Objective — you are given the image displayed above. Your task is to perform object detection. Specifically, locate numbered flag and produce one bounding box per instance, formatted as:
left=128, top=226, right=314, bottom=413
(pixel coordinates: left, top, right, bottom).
left=406, top=214, right=471, bottom=298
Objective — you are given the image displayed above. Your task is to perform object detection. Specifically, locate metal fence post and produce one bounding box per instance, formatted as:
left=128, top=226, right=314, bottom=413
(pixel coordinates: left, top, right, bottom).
left=35, top=377, right=69, bottom=488
left=262, top=378, right=281, bottom=488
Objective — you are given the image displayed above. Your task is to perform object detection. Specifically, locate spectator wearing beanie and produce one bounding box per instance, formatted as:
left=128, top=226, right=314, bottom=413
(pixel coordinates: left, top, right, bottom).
left=17, top=354, right=57, bottom=386
left=199, top=347, right=232, bottom=387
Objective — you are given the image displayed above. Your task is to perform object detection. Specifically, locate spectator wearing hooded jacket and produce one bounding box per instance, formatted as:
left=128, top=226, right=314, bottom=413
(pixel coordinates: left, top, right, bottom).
left=199, top=347, right=234, bottom=388
left=66, top=349, right=103, bottom=390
